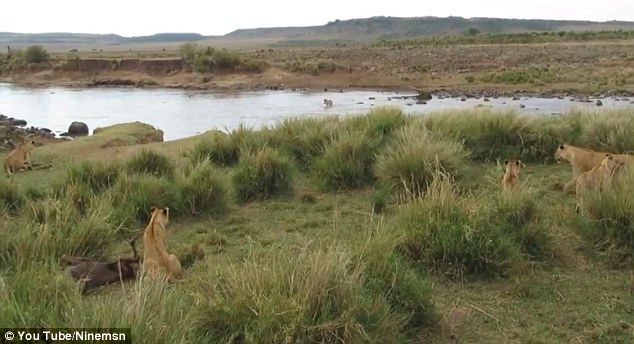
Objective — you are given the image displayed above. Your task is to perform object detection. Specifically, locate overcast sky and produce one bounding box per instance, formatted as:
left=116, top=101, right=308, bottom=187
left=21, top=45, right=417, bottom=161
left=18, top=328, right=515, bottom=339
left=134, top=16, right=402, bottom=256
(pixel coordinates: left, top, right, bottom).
left=2, top=0, right=633, bottom=37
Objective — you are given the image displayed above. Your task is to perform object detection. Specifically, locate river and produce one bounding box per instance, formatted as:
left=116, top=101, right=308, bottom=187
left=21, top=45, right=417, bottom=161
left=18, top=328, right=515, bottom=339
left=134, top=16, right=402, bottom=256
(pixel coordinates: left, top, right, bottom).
left=1, top=83, right=632, bottom=141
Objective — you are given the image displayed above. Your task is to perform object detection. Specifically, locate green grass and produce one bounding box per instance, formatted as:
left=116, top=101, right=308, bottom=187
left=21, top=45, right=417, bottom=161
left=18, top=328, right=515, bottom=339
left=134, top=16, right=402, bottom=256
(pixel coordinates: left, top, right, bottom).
left=2, top=108, right=634, bottom=344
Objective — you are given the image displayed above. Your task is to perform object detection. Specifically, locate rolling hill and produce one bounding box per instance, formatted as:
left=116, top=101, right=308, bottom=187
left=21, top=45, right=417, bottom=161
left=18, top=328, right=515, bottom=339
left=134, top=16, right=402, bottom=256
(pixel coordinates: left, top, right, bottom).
left=2, top=16, right=634, bottom=48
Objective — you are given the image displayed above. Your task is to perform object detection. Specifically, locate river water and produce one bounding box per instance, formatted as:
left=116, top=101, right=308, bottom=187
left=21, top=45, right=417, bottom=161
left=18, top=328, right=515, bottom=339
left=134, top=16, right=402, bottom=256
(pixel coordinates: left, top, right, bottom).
left=1, top=83, right=632, bottom=141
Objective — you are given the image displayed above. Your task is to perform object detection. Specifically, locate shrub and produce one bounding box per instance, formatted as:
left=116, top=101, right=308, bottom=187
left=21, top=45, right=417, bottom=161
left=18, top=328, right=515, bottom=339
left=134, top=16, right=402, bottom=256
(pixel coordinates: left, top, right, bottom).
left=24, top=45, right=49, bottom=63
left=212, top=50, right=241, bottom=69
left=577, top=168, right=634, bottom=266
left=179, top=42, right=198, bottom=63
left=397, top=172, right=522, bottom=280
left=374, top=122, right=469, bottom=200
left=189, top=132, right=240, bottom=166
left=126, top=149, right=175, bottom=178
left=192, top=55, right=215, bottom=73
left=242, top=59, right=268, bottom=73
left=232, top=146, right=294, bottom=203
left=313, top=130, right=378, bottom=191
left=177, top=160, right=228, bottom=216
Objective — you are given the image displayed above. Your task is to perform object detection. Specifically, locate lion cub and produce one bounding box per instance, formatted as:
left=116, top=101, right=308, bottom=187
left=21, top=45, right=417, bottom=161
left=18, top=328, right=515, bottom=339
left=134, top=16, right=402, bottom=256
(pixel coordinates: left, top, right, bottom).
left=502, top=159, right=524, bottom=190
left=575, top=153, right=625, bottom=213
left=142, top=206, right=183, bottom=282
left=4, top=139, right=35, bottom=178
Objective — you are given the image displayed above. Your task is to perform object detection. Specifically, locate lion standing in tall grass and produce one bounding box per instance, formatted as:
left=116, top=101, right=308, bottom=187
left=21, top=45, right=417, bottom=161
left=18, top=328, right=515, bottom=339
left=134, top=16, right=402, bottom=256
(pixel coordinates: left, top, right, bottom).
left=575, top=153, right=626, bottom=213
left=4, top=139, right=35, bottom=178
left=142, top=206, right=183, bottom=282
left=554, top=143, right=634, bottom=193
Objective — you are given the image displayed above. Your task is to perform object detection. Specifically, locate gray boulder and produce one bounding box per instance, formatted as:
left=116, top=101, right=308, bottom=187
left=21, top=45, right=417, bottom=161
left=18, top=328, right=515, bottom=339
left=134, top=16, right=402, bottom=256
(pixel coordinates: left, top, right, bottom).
left=68, top=121, right=89, bottom=136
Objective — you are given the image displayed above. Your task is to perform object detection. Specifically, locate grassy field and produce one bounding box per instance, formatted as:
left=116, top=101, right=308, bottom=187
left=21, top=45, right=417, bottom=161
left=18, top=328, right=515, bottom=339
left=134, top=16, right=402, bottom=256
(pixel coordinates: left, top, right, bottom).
left=2, top=107, right=634, bottom=344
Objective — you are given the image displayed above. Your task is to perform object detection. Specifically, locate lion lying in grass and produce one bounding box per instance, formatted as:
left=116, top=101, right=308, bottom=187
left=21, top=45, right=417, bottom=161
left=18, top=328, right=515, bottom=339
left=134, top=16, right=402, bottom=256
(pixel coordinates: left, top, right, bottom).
left=142, top=206, right=183, bottom=282
left=575, top=153, right=626, bottom=214
left=3, top=138, right=35, bottom=178
left=62, top=239, right=141, bottom=294
left=554, top=143, right=634, bottom=193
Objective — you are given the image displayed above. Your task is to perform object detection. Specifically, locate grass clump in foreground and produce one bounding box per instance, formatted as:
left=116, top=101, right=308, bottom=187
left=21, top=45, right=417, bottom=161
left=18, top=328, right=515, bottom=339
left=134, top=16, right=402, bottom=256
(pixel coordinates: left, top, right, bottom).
left=194, top=241, right=436, bottom=343
left=396, top=172, right=524, bottom=280
left=578, top=168, right=634, bottom=266
left=486, top=186, right=551, bottom=260
left=232, top=146, right=295, bottom=203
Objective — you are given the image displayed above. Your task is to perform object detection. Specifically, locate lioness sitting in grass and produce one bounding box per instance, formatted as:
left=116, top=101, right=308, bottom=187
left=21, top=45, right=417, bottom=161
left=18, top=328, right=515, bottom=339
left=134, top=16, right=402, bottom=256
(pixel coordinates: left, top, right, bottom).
left=575, top=153, right=626, bottom=214
left=502, top=159, right=524, bottom=190
left=3, top=138, right=35, bottom=178
left=142, top=206, right=183, bottom=282
left=554, top=143, right=634, bottom=193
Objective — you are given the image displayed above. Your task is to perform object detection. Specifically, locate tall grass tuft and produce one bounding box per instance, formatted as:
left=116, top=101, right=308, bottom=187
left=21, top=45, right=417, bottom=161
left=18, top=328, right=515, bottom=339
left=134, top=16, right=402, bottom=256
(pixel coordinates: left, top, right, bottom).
left=1, top=197, right=116, bottom=269
left=577, top=110, right=634, bottom=154
left=189, top=131, right=240, bottom=166
left=421, top=110, right=529, bottom=161
left=60, top=160, right=122, bottom=193
left=126, top=148, right=175, bottom=178
left=193, top=243, right=436, bottom=343
left=419, top=109, right=587, bottom=163
left=271, top=117, right=339, bottom=169
left=486, top=187, right=551, bottom=260
left=106, top=173, right=181, bottom=228
left=374, top=123, right=469, bottom=200
left=358, top=220, right=438, bottom=332
left=232, top=146, right=294, bottom=203
left=577, top=167, right=634, bottom=266
left=0, top=179, right=26, bottom=214
left=396, top=172, right=521, bottom=280
left=344, top=106, right=409, bottom=141
left=313, top=130, right=378, bottom=191
left=1, top=264, right=198, bottom=343
left=229, top=124, right=272, bottom=154
left=177, top=159, right=229, bottom=216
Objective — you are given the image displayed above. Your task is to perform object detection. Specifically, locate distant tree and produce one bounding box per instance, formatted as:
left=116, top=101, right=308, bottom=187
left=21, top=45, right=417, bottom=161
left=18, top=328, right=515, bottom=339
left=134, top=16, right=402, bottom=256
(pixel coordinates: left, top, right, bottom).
left=24, top=45, right=49, bottom=63
left=467, top=28, right=481, bottom=36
